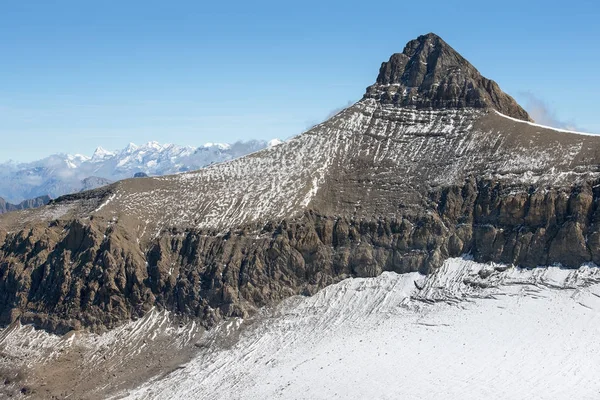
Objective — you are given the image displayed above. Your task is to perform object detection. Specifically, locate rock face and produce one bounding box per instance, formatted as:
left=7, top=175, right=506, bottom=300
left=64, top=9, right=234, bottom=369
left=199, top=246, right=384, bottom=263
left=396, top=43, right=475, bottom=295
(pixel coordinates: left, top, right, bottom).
left=364, top=33, right=531, bottom=121
left=0, top=33, right=599, bottom=334
left=0, top=195, right=50, bottom=215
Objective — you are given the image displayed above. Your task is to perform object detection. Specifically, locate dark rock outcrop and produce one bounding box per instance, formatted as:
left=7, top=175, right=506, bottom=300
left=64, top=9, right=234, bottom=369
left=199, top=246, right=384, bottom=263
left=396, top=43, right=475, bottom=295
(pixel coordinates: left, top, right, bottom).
left=364, top=33, right=531, bottom=121
left=2, top=177, right=600, bottom=333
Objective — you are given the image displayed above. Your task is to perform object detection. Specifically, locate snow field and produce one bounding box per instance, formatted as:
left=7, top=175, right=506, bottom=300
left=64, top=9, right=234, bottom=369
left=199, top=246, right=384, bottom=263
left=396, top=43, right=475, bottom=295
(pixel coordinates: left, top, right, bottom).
left=124, top=258, right=600, bottom=400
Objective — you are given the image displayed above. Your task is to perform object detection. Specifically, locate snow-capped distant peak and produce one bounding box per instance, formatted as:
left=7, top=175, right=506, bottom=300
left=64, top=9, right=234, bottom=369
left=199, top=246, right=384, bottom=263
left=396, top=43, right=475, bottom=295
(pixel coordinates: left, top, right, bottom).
left=0, top=139, right=274, bottom=203
left=268, top=138, right=283, bottom=148
left=140, top=141, right=163, bottom=151
left=203, top=142, right=231, bottom=150
left=92, top=146, right=116, bottom=161
left=67, top=154, right=91, bottom=163
left=65, top=160, right=78, bottom=169
left=123, top=143, right=139, bottom=153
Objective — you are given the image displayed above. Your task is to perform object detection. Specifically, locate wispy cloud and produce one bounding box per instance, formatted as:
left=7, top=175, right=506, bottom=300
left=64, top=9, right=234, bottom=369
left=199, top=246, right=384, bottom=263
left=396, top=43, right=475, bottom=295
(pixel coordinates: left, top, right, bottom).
left=519, top=92, right=579, bottom=131
left=324, top=100, right=356, bottom=120
left=306, top=100, right=356, bottom=130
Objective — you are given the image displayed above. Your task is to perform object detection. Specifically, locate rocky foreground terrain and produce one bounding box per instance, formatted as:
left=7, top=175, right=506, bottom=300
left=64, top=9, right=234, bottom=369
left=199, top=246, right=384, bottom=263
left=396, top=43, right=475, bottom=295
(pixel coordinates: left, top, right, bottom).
left=1, top=33, right=600, bottom=398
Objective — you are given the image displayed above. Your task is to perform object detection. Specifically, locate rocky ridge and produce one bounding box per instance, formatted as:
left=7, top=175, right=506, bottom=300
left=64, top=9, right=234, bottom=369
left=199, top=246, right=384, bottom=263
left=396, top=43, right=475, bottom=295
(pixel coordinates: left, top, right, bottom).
left=0, top=195, right=50, bottom=215
left=1, top=33, right=599, bottom=335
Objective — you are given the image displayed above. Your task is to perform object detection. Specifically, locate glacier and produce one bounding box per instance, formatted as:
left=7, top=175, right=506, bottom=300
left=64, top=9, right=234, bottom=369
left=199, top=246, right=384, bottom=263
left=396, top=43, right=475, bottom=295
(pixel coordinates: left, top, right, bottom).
left=3, top=257, right=600, bottom=399
left=121, top=258, right=600, bottom=400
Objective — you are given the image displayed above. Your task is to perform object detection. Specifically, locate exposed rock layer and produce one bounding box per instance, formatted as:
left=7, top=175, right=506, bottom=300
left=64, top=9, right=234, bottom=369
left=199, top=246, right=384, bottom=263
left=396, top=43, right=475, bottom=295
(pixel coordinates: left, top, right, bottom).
left=2, top=177, right=600, bottom=333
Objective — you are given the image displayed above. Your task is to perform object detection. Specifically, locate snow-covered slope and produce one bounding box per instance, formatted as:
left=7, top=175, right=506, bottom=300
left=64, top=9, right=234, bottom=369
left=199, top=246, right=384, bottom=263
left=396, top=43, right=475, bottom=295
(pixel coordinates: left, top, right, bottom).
left=122, top=257, right=600, bottom=400
left=23, top=100, right=600, bottom=237
left=3, top=257, right=600, bottom=399
left=0, top=140, right=277, bottom=203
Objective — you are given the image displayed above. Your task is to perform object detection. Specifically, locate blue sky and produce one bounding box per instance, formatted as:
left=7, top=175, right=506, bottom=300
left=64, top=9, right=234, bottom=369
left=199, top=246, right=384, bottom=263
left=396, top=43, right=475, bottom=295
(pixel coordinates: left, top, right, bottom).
left=1, top=0, right=598, bottom=162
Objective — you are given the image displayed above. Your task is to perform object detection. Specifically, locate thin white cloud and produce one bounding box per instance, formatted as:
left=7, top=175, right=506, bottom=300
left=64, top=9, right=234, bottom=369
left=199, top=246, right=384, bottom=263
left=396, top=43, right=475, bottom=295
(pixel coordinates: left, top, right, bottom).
left=519, top=92, right=580, bottom=131
left=306, top=100, right=356, bottom=130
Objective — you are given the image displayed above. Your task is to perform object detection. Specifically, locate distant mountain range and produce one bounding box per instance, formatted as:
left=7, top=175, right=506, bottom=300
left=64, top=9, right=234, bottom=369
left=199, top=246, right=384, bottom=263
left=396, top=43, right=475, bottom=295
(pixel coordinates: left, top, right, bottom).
left=0, top=195, right=51, bottom=215
left=0, top=139, right=281, bottom=203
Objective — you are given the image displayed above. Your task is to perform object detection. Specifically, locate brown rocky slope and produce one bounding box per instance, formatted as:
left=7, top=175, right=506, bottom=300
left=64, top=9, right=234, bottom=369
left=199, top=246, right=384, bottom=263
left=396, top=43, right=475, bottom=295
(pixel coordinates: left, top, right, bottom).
left=1, top=33, right=600, bottom=334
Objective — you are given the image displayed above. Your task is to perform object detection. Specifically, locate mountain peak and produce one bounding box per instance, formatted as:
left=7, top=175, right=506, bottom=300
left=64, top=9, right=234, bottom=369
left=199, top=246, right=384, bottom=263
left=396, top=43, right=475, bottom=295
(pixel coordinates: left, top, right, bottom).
left=91, top=146, right=115, bottom=161
left=364, top=33, right=531, bottom=121
left=124, top=142, right=138, bottom=153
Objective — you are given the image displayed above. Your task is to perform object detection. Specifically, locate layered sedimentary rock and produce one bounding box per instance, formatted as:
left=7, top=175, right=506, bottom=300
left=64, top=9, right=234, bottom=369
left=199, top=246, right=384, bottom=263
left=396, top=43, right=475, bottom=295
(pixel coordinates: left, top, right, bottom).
left=1, top=33, right=599, bottom=333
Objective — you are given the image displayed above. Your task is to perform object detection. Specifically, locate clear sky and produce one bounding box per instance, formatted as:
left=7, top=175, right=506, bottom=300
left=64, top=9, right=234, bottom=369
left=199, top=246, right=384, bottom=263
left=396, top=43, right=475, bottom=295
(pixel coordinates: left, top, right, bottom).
left=1, top=0, right=598, bottom=162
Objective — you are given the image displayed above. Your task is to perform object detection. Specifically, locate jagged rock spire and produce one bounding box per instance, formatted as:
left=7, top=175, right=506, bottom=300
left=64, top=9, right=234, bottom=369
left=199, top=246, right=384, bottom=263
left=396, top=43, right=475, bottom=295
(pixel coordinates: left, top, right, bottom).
left=364, top=33, right=531, bottom=121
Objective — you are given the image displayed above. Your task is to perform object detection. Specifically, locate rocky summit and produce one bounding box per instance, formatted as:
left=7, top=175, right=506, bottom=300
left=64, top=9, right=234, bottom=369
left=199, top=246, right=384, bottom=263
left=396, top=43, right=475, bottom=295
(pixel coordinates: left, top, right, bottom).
left=1, top=33, right=599, bottom=337
left=365, top=33, right=531, bottom=121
